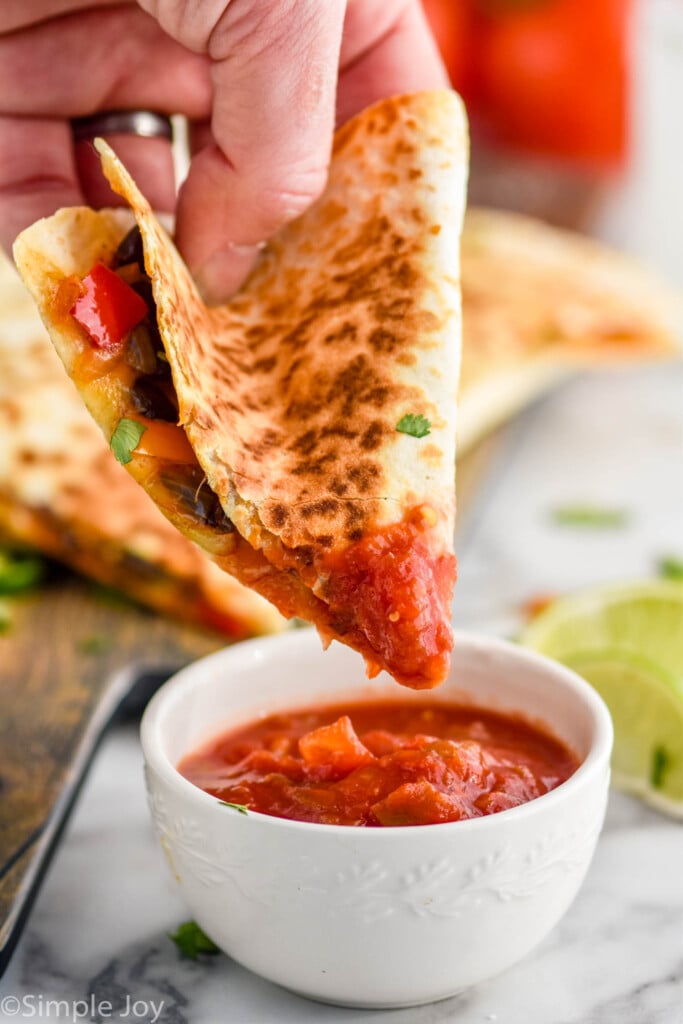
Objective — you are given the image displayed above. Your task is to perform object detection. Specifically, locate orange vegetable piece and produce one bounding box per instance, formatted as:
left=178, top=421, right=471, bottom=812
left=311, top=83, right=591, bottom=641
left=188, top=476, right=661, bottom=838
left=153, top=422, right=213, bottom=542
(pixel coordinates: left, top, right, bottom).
left=298, top=716, right=375, bottom=775
left=372, top=780, right=468, bottom=826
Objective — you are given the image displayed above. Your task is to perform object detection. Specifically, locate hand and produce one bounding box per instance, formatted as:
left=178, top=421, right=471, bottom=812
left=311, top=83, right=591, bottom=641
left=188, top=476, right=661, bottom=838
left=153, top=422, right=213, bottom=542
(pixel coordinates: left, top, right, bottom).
left=0, top=0, right=448, bottom=301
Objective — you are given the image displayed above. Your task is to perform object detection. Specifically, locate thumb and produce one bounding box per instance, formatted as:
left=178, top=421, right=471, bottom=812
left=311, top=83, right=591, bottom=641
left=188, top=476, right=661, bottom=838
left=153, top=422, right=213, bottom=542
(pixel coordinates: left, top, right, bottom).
left=166, top=0, right=347, bottom=302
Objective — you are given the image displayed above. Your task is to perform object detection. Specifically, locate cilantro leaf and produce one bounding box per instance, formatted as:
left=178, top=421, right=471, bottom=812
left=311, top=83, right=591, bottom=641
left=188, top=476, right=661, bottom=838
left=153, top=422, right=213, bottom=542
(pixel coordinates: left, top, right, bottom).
left=550, top=506, right=627, bottom=529
left=110, top=418, right=146, bottom=466
left=651, top=746, right=670, bottom=790
left=0, top=599, right=11, bottom=634
left=0, top=550, right=46, bottom=595
left=169, top=921, right=220, bottom=960
left=89, top=581, right=139, bottom=610
left=79, top=634, right=110, bottom=655
left=396, top=413, right=431, bottom=439
left=219, top=801, right=249, bottom=814
left=657, top=556, right=683, bottom=582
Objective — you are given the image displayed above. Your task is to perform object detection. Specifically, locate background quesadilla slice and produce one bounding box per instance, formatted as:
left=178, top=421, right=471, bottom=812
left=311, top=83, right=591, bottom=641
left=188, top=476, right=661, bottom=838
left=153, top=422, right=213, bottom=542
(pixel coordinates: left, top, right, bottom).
left=0, top=252, right=284, bottom=639
left=15, top=90, right=468, bottom=689
left=458, top=208, right=682, bottom=453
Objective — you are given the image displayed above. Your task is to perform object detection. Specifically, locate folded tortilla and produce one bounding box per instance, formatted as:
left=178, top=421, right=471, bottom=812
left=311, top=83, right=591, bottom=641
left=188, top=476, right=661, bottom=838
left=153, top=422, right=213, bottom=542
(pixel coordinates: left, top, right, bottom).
left=18, top=88, right=677, bottom=683
left=0, top=252, right=284, bottom=638
left=458, top=208, right=682, bottom=452
left=15, top=91, right=469, bottom=689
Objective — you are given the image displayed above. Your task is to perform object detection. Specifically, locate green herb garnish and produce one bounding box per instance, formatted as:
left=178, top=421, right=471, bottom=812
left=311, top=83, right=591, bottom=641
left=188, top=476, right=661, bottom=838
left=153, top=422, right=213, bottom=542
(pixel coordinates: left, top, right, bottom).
left=156, top=351, right=169, bottom=363
left=89, top=581, right=140, bottom=610
left=550, top=506, right=628, bottom=529
left=79, top=634, right=110, bottom=655
left=0, top=550, right=46, bottom=595
left=169, top=921, right=220, bottom=960
left=0, top=599, right=11, bottom=634
left=110, top=418, right=147, bottom=466
left=651, top=745, right=670, bottom=790
left=396, top=413, right=431, bottom=439
left=657, top=556, right=683, bottom=582
left=219, top=801, right=249, bottom=814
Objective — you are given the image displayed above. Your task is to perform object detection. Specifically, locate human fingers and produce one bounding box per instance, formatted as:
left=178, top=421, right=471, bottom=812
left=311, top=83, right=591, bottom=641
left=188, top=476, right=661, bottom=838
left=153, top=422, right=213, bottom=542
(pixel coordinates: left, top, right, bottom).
left=0, top=117, right=84, bottom=253
left=1, top=0, right=127, bottom=34
left=337, top=0, right=449, bottom=124
left=0, top=3, right=211, bottom=250
left=0, top=6, right=211, bottom=119
left=155, top=0, right=347, bottom=302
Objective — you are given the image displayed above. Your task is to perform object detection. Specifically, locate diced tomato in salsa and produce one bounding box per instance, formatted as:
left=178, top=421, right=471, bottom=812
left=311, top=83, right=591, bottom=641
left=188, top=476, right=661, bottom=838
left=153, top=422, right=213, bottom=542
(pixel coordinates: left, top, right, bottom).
left=178, top=701, right=579, bottom=827
left=298, top=716, right=375, bottom=778
left=71, top=262, right=148, bottom=348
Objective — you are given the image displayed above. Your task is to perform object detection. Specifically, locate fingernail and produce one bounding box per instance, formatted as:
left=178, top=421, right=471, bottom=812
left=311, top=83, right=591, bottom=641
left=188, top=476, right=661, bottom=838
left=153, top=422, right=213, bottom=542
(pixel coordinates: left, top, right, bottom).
left=232, top=241, right=267, bottom=254
left=194, top=244, right=264, bottom=305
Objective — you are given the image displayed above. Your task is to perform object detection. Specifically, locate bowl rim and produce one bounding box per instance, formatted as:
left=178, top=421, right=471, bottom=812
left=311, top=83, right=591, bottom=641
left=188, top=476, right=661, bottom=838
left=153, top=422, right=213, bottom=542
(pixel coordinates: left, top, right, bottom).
left=140, top=629, right=613, bottom=837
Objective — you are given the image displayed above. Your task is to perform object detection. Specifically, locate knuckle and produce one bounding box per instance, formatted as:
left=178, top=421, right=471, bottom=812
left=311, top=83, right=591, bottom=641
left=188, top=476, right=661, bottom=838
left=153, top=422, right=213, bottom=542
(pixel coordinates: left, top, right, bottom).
left=256, top=165, right=329, bottom=232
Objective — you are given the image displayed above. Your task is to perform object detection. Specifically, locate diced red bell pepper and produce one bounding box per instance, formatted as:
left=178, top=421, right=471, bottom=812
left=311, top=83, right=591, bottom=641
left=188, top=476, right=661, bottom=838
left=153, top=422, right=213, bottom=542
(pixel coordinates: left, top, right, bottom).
left=71, top=263, right=148, bottom=348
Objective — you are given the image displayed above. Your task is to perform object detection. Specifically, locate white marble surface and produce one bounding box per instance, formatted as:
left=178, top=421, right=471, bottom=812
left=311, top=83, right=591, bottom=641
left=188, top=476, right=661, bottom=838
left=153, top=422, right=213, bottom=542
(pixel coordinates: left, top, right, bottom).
left=1, top=362, right=682, bottom=1024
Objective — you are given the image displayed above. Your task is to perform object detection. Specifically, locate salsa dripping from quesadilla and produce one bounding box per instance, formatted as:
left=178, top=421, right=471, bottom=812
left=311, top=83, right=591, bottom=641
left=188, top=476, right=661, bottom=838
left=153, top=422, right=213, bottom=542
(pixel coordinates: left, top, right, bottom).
left=15, top=91, right=468, bottom=689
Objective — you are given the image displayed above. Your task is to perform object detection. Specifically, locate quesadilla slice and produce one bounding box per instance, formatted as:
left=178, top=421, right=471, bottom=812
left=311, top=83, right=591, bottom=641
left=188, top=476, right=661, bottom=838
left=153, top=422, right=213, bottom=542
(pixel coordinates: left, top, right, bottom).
left=0, top=252, right=284, bottom=638
left=15, top=91, right=468, bottom=689
left=458, top=208, right=682, bottom=453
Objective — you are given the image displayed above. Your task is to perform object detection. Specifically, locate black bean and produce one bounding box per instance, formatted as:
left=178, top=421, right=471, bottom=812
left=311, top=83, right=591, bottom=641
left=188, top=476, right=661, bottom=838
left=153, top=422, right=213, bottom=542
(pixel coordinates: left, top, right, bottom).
left=196, top=482, right=234, bottom=530
left=130, top=378, right=179, bottom=422
left=119, top=551, right=166, bottom=580
left=154, top=350, right=172, bottom=379
left=112, top=226, right=144, bottom=269
left=159, top=468, right=235, bottom=532
left=125, top=325, right=159, bottom=374
left=130, top=278, right=154, bottom=308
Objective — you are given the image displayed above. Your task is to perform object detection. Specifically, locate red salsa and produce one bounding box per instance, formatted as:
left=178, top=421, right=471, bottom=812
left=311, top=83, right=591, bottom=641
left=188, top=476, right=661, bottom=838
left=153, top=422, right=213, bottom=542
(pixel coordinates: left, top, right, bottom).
left=178, top=701, right=579, bottom=827
left=320, top=508, right=456, bottom=690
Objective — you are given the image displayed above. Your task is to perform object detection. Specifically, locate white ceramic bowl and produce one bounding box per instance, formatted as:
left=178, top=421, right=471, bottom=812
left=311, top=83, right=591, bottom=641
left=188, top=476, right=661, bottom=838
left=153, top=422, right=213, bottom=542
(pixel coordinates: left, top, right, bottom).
left=141, top=630, right=612, bottom=1009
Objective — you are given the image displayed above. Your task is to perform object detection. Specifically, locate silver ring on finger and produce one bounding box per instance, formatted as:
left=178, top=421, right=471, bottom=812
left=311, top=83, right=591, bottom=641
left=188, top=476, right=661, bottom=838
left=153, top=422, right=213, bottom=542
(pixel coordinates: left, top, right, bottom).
left=71, top=110, right=173, bottom=143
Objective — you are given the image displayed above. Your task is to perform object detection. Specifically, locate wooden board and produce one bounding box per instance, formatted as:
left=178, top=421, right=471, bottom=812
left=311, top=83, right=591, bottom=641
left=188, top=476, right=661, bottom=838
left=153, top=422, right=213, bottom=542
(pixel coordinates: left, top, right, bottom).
left=0, top=575, right=224, bottom=975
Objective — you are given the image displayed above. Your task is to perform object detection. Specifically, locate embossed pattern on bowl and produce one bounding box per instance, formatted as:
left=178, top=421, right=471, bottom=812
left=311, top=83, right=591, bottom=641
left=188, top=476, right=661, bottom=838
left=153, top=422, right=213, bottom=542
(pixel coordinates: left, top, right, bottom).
left=141, top=631, right=612, bottom=1009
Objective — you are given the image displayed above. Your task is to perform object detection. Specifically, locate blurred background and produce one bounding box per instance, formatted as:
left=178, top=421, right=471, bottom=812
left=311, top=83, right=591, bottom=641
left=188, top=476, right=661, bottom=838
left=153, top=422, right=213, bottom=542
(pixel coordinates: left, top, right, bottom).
left=423, top=0, right=683, bottom=289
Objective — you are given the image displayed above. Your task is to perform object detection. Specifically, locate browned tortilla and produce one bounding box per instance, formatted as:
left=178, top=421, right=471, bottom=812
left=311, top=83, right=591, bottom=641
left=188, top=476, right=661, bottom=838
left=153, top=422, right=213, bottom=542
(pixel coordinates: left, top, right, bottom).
left=15, top=90, right=468, bottom=688
left=458, top=208, right=682, bottom=451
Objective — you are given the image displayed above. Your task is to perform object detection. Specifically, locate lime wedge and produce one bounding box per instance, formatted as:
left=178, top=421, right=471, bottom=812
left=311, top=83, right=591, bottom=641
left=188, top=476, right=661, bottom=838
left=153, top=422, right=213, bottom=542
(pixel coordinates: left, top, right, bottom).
left=563, top=651, right=683, bottom=815
left=520, top=581, right=683, bottom=817
left=521, top=581, right=683, bottom=693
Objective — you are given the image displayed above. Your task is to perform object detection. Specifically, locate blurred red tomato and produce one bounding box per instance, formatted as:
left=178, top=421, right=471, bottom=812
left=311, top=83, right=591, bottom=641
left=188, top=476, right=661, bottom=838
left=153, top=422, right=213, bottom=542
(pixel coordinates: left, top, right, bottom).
left=475, top=0, right=631, bottom=165
left=421, top=0, right=476, bottom=96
